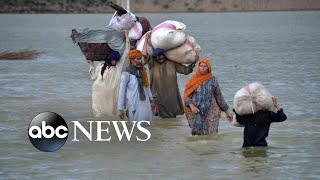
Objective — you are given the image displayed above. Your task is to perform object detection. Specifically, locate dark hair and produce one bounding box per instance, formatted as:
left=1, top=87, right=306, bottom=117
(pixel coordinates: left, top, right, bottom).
left=101, top=60, right=111, bottom=79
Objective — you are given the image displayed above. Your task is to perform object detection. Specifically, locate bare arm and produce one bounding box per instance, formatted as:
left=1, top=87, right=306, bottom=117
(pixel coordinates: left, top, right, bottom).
left=142, top=31, right=153, bottom=67
left=88, top=60, right=98, bottom=80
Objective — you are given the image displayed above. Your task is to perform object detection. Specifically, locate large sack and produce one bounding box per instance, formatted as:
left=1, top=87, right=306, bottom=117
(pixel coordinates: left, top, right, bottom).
left=153, top=20, right=186, bottom=30
left=234, top=82, right=274, bottom=116
left=108, top=12, right=136, bottom=31
left=165, top=36, right=201, bottom=64
left=136, top=33, right=153, bottom=56
left=128, top=21, right=143, bottom=40
left=151, top=20, right=186, bottom=50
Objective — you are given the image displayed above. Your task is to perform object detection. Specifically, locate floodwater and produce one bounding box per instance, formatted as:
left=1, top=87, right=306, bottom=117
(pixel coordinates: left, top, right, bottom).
left=0, top=12, right=319, bottom=179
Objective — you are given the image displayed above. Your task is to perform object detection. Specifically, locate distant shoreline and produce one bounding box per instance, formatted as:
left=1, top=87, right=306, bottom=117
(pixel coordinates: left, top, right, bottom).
left=1, top=9, right=319, bottom=14
left=1, top=0, right=320, bottom=14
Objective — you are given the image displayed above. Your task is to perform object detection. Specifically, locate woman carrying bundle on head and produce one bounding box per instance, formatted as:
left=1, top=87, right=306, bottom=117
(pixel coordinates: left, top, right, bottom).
left=232, top=83, right=287, bottom=147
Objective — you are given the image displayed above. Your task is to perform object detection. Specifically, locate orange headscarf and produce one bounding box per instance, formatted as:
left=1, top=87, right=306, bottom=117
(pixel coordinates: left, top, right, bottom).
left=183, top=58, right=215, bottom=119
left=129, top=49, right=149, bottom=87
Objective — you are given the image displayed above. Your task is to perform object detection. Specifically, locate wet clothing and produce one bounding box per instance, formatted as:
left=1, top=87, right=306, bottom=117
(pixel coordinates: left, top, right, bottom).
left=234, top=108, right=287, bottom=147
left=89, top=36, right=129, bottom=117
left=90, top=62, right=122, bottom=117
left=185, top=77, right=229, bottom=135
left=145, top=57, right=195, bottom=118
left=118, top=71, right=153, bottom=124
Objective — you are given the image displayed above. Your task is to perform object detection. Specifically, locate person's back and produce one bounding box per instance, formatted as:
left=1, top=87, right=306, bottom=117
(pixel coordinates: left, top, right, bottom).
left=234, top=98, right=287, bottom=147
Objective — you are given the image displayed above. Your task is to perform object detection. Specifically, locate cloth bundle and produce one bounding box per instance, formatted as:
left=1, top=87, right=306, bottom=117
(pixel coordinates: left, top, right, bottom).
left=128, top=17, right=152, bottom=40
left=108, top=12, right=136, bottom=31
left=136, top=20, right=201, bottom=64
left=150, top=20, right=187, bottom=50
left=233, top=82, right=274, bottom=116
left=165, top=36, right=201, bottom=64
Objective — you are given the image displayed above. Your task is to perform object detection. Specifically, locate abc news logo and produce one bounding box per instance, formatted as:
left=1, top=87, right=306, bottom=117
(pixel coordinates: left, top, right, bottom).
left=28, top=112, right=151, bottom=152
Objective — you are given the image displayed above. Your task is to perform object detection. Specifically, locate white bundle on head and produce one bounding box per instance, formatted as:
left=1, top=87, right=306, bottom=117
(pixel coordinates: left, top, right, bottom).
left=108, top=12, right=136, bottom=31
left=128, top=21, right=143, bottom=40
left=165, top=36, right=201, bottom=64
left=150, top=20, right=187, bottom=50
left=234, top=82, right=274, bottom=116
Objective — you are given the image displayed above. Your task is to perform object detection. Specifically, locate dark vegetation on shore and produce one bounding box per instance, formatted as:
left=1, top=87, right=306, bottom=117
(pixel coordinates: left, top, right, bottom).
left=0, top=49, right=42, bottom=60
left=1, top=0, right=320, bottom=13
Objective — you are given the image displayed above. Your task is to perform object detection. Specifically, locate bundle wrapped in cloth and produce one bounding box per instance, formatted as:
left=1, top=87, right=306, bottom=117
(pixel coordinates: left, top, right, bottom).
left=108, top=12, right=136, bottom=31
left=128, top=17, right=152, bottom=40
left=165, top=36, right=201, bottom=64
left=108, top=1, right=152, bottom=41
left=137, top=20, right=201, bottom=64
left=233, top=82, right=274, bottom=116
left=150, top=20, right=187, bottom=50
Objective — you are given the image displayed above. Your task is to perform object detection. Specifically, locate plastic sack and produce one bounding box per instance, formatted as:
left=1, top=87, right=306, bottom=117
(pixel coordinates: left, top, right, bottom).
left=233, top=82, right=274, bottom=116
left=165, top=36, right=201, bottom=64
left=151, top=20, right=187, bottom=50
left=108, top=12, right=136, bottom=31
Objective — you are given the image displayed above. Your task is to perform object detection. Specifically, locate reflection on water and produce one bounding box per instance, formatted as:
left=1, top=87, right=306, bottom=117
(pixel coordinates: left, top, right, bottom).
left=0, top=12, right=320, bottom=179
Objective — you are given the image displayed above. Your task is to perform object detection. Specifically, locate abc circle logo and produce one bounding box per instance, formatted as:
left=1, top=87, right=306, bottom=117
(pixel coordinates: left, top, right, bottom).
left=28, top=112, right=68, bottom=152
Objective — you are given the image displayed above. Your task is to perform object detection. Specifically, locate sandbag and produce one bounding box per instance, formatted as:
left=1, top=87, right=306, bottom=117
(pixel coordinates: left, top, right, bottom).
left=128, top=21, right=143, bottom=40
left=164, top=36, right=201, bottom=64
left=151, top=20, right=187, bottom=50
left=234, top=82, right=274, bottom=116
left=108, top=12, right=136, bottom=31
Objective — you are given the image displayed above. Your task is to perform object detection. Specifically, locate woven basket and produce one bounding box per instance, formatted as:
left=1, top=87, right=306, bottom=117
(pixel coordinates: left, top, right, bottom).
left=78, top=42, right=111, bottom=61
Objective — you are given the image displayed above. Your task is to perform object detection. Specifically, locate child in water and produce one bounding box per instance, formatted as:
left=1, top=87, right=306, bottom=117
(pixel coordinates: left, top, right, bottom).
left=233, top=97, right=287, bottom=147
